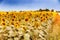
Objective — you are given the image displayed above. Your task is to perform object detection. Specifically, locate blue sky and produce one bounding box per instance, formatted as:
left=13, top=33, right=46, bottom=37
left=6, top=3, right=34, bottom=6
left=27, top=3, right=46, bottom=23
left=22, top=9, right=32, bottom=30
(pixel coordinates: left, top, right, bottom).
left=0, top=0, right=60, bottom=11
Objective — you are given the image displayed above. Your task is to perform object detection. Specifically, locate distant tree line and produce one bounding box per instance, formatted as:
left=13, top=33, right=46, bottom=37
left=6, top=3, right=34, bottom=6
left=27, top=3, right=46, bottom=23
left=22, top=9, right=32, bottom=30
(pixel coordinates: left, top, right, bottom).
left=39, top=9, right=54, bottom=12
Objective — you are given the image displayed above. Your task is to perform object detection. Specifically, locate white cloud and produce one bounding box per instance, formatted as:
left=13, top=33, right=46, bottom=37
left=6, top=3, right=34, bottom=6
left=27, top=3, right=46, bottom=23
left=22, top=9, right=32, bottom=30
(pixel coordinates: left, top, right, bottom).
left=33, top=0, right=58, bottom=3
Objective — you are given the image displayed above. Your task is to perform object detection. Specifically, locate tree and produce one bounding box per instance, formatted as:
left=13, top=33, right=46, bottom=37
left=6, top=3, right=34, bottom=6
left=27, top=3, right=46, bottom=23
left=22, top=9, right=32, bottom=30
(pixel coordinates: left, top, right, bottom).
left=51, top=9, right=54, bottom=12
